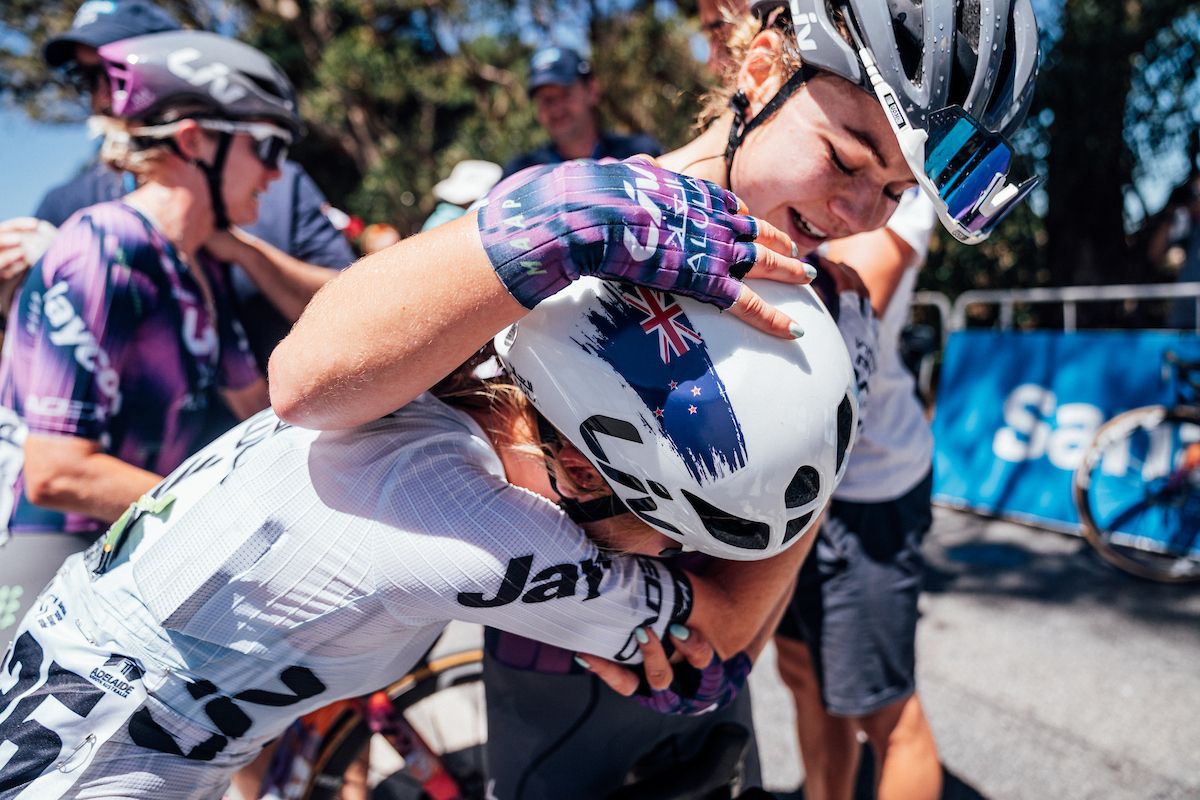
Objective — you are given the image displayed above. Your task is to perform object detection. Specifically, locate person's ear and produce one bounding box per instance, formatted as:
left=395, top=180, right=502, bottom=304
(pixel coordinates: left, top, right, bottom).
left=172, top=119, right=212, bottom=165
left=737, top=29, right=788, bottom=116
left=554, top=443, right=609, bottom=497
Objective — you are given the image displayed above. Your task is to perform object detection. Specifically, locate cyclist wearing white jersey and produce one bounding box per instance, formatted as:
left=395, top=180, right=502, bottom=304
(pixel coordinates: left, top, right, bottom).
left=268, top=1, right=1039, bottom=796
left=0, top=66, right=868, bottom=793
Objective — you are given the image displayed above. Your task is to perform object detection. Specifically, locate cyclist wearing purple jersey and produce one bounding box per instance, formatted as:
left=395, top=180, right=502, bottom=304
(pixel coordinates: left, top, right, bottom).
left=0, top=31, right=333, bottom=636
left=0, top=202, right=258, bottom=535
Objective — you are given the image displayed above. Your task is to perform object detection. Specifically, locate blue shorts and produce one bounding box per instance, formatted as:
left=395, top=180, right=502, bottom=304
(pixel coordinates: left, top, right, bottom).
left=776, top=471, right=933, bottom=717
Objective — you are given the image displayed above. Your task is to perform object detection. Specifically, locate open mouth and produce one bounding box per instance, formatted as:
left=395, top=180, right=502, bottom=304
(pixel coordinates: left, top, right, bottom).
left=790, top=209, right=830, bottom=242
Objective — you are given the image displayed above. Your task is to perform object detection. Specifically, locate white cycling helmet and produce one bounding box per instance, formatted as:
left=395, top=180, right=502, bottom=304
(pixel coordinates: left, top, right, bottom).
left=495, top=278, right=859, bottom=561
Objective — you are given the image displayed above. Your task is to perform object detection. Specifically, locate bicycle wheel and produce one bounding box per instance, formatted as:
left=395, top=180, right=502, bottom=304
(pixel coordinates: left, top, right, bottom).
left=1073, top=405, right=1200, bottom=583
left=302, top=648, right=487, bottom=800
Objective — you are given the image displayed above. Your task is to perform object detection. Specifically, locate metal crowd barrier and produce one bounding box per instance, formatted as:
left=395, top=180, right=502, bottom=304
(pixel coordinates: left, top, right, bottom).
left=949, top=281, right=1200, bottom=333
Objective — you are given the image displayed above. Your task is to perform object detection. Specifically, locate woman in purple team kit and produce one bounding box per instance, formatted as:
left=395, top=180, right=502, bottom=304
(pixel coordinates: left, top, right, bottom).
left=0, top=32, right=329, bottom=625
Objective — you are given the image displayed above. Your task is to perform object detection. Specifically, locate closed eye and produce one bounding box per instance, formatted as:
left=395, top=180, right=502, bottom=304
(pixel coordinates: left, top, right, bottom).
left=828, top=144, right=855, bottom=176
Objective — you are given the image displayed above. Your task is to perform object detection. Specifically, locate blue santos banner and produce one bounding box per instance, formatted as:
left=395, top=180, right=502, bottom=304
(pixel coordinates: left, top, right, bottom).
left=932, top=330, right=1200, bottom=539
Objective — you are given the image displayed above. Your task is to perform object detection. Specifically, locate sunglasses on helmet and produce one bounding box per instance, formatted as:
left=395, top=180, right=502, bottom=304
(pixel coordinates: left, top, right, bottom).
left=839, top=9, right=1039, bottom=244
left=195, top=120, right=293, bottom=171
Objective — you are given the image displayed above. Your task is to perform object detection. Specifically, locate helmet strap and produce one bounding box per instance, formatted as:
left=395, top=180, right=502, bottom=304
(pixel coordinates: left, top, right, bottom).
left=191, top=131, right=234, bottom=231
left=534, top=412, right=629, bottom=524
left=724, top=63, right=818, bottom=191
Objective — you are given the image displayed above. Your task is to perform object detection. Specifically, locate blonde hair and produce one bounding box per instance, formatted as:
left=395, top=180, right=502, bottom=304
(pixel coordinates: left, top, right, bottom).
left=90, top=116, right=171, bottom=175
left=431, top=346, right=542, bottom=458
left=431, top=348, right=598, bottom=500
left=91, top=107, right=221, bottom=176
left=697, top=5, right=845, bottom=129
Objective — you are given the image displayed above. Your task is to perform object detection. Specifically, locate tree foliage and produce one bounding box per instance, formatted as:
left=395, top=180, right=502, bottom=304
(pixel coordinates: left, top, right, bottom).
left=2, top=0, right=706, bottom=233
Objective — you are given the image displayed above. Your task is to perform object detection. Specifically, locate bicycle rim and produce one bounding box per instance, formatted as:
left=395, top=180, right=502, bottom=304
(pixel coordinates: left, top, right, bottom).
left=1073, top=405, right=1200, bottom=583
left=303, top=649, right=487, bottom=800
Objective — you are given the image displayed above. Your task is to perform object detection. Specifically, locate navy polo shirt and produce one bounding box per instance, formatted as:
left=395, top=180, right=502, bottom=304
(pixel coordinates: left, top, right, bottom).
left=502, top=131, right=663, bottom=178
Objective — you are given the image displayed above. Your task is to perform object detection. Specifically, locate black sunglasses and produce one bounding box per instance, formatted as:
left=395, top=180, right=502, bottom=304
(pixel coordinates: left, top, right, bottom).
left=62, top=63, right=107, bottom=95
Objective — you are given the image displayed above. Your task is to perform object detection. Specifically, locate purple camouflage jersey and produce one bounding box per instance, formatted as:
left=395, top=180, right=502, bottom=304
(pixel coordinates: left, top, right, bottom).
left=0, top=201, right=260, bottom=534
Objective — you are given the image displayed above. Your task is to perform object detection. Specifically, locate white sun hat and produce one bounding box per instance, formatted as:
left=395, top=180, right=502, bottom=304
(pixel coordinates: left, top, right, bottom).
left=433, top=160, right=503, bottom=206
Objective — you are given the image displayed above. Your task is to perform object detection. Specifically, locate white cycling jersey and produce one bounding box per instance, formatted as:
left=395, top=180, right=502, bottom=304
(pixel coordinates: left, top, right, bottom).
left=0, top=394, right=690, bottom=798
left=834, top=189, right=937, bottom=502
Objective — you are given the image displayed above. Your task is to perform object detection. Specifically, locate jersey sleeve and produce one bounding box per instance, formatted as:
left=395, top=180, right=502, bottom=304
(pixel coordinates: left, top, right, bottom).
left=373, top=435, right=692, bottom=665
left=14, top=209, right=155, bottom=440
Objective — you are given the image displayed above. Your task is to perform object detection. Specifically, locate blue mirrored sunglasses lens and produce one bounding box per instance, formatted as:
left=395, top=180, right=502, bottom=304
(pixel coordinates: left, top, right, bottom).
left=960, top=176, right=1039, bottom=234
left=925, top=114, right=1013, bottom=218
left=919, top=107, right=1037, bottom=238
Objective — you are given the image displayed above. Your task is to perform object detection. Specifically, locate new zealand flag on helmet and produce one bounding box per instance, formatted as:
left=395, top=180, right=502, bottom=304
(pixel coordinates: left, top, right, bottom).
left=574, top=284, right=747, bottom=483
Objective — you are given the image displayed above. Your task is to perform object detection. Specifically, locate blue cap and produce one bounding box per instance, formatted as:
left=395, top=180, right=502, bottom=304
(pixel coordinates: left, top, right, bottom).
left=527, top=47, right=592, bottom=94
left=44, top=0, right=180, bottom=67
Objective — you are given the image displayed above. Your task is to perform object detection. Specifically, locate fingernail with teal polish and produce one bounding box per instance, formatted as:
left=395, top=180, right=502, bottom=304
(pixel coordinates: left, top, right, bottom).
left=804, top=263, right=818, bottom=280
left=790, top=241, right=799, bottom=259
left=634, top=627, right=650, bottom=645
left=574, top=656, right=592, bottom=670
left=789, top=322, right=805, bottom=339
left=669, top=624, right=691, bottom=641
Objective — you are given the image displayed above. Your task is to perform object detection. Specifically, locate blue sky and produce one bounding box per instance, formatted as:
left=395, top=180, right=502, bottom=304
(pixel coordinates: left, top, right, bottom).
left=0, top=107, right=96, bottom=219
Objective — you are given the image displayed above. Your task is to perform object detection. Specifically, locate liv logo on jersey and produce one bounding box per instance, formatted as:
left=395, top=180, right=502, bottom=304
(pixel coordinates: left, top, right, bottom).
left=576, top=284, right=747, bottom=483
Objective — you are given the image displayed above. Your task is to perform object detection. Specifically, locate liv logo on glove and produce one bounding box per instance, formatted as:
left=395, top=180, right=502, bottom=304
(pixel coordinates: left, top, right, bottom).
left=478, top=158, right=758, bottom=310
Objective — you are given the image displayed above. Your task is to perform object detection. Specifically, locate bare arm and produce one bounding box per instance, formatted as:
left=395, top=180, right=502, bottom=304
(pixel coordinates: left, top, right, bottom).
left=684, top=521, right=818, bottom=659
left=269, top=160, right=816, bottom=431
left=23, top=434, right=161, bottom=524
left=579, top=519, right=818, bottom=696
left=823, top=227, right=916, bottom=317
left=205, top=228, right=340, bottom=323
left=269, top=214, right=525, bottom=429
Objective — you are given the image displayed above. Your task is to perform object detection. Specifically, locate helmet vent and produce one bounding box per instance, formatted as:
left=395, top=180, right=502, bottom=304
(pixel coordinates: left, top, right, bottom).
left=247, top=73, right=286, bottom=101
left=630, top=508, right=683, bottom=535
left=784, top=511, right=815, bottom=543
left=835, top=394, right=854, bottom=474
left=648, top=480, right=672, bottom=500
left=890, top=1, right=925, bottom=83
left=785, top=466, right=821, bottom=509
left=598, top=462, right=647, bottom=494
left=681, top=490, right=769, bottom=551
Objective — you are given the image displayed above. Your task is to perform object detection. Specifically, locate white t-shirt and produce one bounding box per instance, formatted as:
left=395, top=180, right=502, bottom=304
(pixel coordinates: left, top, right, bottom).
left=831, top=189, right=938, bottom=502
left=50, top=395, right=691, bottom=745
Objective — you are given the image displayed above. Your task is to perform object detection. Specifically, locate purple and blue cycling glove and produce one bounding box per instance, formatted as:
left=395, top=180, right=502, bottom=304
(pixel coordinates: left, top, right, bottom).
left=477, top=158, right=759, bottom=310
left=633, top=651, right=753, bottom=716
